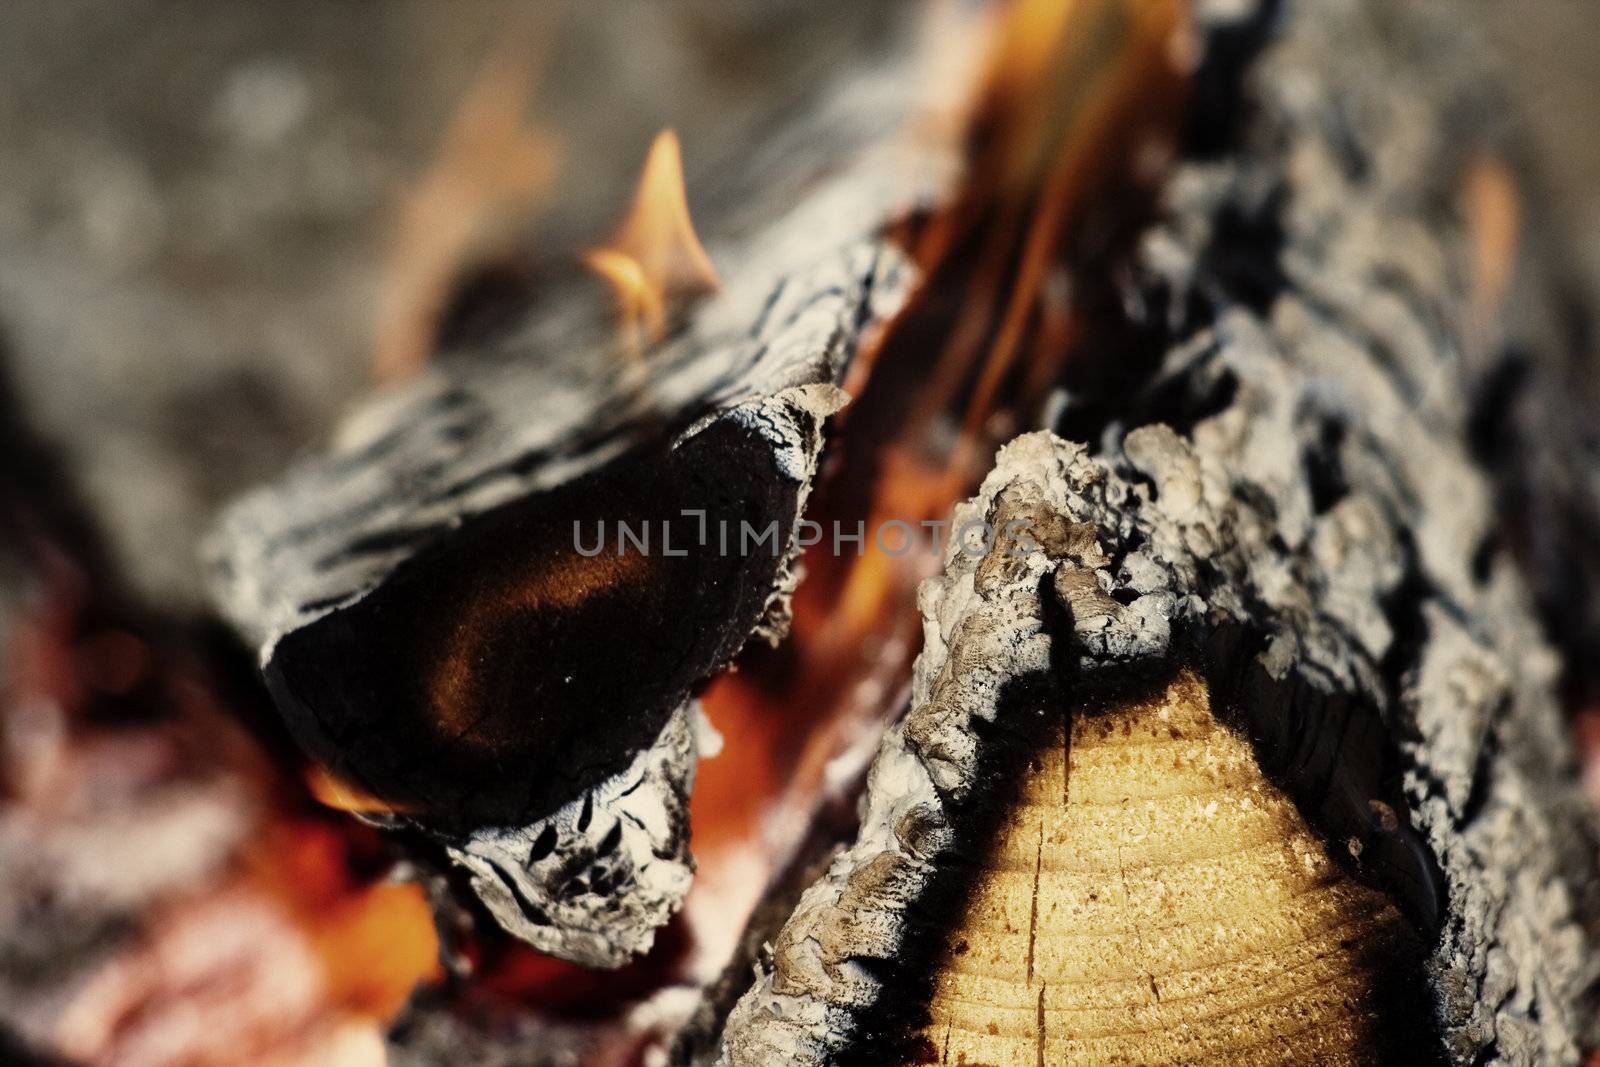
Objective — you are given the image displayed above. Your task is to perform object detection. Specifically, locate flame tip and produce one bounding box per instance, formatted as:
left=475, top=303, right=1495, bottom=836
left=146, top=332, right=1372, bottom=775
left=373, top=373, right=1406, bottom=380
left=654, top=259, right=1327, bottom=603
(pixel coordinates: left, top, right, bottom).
left=586, top=125, right=720, bottom=355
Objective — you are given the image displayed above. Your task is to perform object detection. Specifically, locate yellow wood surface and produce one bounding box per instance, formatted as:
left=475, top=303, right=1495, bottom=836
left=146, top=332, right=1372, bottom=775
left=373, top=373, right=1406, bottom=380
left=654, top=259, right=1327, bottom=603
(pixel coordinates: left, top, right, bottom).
left=909, top=671, right=1417, bottom=1066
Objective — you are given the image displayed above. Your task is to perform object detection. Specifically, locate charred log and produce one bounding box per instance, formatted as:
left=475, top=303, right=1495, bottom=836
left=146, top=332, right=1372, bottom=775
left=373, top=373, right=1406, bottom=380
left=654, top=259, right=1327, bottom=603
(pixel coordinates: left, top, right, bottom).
left=717, top=1, right=1599, bottom=1064
left=5, top=1, right=1598, bottom=1067
left=204, top=64, right=940, bottom=963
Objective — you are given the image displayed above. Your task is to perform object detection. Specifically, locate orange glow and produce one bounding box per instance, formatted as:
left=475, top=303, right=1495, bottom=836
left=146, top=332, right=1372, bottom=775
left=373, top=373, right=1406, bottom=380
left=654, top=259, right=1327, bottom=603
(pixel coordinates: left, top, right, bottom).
left=584, top=129, right=721, bottom=354
left=306, top=765, right=415, bottom=816
left=955, top=0, right=1183, bottom=474
left=6, top=564, right=442, bottom=1067
left=27, top=5, right=1203, bottom=1065
left=679, top=0, right=1189, bottom=981
left=373, top=22, right=559, bottom=383
left=980, top=0, right=1084, bottom=176
left=249, top=821, right=442, bottom=1024
left=1463, top=156, right=1521, bottom=345
left=55, top=823, right=441, bottom=1067
left=317, top=881, right=440, bottom=1021
left=429, top=548, right=652, bottom=740
left=687, top=449, right=949, bottom=968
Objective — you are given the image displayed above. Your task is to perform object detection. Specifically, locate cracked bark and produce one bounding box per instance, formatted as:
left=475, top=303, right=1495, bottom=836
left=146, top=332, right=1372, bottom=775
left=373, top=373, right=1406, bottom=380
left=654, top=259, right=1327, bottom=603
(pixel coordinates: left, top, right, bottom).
left=716, top=1, right=1599, bottom=1064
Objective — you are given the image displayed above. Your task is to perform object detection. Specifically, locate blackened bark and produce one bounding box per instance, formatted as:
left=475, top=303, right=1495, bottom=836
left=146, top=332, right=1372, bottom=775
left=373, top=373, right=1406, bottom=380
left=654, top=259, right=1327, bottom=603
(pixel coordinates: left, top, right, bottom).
left=204, top=61, right=937, bottom=964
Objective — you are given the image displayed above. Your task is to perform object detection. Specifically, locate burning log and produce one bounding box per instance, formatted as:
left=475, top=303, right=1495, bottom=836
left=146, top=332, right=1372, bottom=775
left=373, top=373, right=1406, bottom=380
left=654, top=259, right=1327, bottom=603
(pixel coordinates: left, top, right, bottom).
left=204, top=51, right=943, bottom=965
left=208, top=244, right=905, bottom=969
left=717, top=3, right=1599, bottom=1065
left=140, top=0, right=1599, bottom=1064
left=718, top=434, right=1433, bottom=1063
left=721, top=426, right=1592, bottom=1062
left=5, top=0, right=1599, bottom=1064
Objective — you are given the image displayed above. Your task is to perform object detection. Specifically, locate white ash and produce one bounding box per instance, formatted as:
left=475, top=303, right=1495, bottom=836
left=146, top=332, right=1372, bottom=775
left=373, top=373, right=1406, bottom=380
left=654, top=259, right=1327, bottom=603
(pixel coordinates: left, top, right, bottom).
left=442, top=702, right=699, bottom=970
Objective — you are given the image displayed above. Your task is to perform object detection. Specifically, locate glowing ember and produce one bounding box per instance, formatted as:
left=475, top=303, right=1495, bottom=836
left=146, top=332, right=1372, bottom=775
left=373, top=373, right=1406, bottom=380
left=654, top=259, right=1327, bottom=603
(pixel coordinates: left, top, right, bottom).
left=306, top=765, right=414, bottom=816
left=584, top=129, right=722, bottom=353
left=249, top=821, right=441, bottom=1025
left=54, top=824, right=440, bottom=1067
left=3, top=557, right=440, bottom=1067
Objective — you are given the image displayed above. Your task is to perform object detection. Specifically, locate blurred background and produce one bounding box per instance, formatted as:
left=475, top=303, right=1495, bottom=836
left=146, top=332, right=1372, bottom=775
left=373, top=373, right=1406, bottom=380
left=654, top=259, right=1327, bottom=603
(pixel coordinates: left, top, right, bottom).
left=0, top=0, right=916, bottom=613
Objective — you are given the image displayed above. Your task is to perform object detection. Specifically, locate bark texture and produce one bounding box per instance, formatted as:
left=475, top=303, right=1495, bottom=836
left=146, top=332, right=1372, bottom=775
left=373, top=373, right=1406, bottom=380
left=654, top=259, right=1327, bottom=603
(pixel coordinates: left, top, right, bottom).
left=718, top=1, right=1599, bottom=1062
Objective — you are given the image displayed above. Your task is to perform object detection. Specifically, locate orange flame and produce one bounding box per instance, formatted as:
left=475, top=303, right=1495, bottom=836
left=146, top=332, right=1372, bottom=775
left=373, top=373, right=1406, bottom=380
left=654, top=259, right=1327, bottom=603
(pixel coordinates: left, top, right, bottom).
left=923, top=0, right=1186, bottom=491
left=306, top=765, right=416, bottom=816
left=373, top=23, right=559, bottom=384
left=683, top=0, right=1189, bottom=986
left=251, top=821, right=442, bottom=1024
left=1463, top=156, right=1520, bottom=348
left=584, top=129, right=721, bottom=354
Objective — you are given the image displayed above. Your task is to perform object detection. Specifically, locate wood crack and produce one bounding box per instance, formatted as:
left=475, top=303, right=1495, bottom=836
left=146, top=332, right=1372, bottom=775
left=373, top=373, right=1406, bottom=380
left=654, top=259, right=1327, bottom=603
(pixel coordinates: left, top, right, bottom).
left=1035, top=984, right=1047, bottom=1067
left=1026, top=816, right=1043, bottom=983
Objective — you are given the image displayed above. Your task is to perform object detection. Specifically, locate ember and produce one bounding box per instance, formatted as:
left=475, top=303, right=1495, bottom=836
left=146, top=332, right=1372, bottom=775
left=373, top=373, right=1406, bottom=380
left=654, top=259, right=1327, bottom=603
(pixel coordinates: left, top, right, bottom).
left=0, top=555, right=439, bottom=1067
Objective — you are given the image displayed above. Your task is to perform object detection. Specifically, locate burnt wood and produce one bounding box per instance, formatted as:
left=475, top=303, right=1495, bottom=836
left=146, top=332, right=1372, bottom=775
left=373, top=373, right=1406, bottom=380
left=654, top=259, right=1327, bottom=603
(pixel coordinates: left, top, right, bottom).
left=717, top=1, right=1599, bottom=1063
left=206, top=70, right=935, bottom=964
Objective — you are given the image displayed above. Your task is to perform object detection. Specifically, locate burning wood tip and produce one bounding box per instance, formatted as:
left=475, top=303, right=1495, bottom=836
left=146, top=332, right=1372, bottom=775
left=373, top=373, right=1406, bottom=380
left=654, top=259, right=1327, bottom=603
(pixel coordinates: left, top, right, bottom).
left=586, top=128, right=722, bottom=355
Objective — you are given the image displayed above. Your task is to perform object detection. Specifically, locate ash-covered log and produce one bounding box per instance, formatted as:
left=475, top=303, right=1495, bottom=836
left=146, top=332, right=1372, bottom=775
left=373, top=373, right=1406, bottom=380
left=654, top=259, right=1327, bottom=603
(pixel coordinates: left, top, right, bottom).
left=8, top=0, right=1600, bottom=1065
left=722, top=433, right=1592, bottom=1064
left=717, top=1, right=1600, bottom=1063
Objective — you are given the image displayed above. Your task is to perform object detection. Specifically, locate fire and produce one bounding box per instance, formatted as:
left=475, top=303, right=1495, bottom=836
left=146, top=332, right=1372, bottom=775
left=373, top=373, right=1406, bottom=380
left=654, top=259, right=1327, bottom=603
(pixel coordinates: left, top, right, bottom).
left=343, top=3, right=1190, bottom=1059
left=937, top=0, right=1185, bottom=485
left=584, top=129, right=721, bottom=353
left=1463, top=156, right=1520, bottom=348
left=372, top=22, right=559, bottom=384
left=249, top=820, right=442, bottom=1025
left=55, top=823, right=441, bottom=1067
left=7, top=5, right=1200, bottom=1066
left=680, top=0, right=1189, bottom=997
left=306, top=765, right=413, bottom=816
left=3, top=556, right=441, bottom=1067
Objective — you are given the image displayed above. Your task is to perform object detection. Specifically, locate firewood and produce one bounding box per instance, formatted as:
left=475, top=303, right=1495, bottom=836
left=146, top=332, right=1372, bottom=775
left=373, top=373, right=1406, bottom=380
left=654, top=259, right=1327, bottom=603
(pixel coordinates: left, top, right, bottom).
left=717, top=1, right=1598, bottom=1063
left=203, top=65, right=943, bottom=964
left=718, top=428, right=1586, bottom=1065
left=6, top=0, right=1600, bottom=1065
left=912, top=671, right=1424, bottom=1066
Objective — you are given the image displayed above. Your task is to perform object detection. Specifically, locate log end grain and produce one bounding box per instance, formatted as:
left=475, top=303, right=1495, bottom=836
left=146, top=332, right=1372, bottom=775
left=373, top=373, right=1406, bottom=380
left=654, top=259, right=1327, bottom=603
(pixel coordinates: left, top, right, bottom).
left=906, top=671, right=1432, bottom=1067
